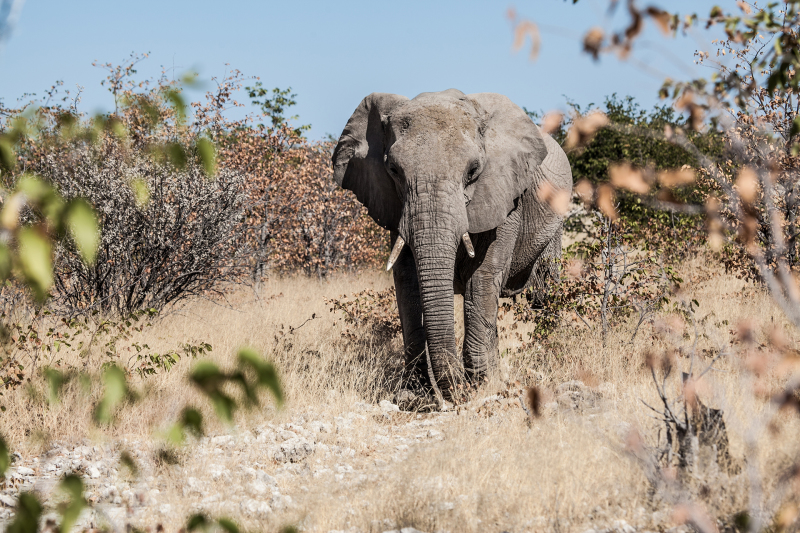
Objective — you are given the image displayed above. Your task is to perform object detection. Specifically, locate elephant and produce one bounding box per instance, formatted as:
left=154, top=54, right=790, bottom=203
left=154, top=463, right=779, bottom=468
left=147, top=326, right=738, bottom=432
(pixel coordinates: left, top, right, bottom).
left=332, top=89, right=572, bottom=403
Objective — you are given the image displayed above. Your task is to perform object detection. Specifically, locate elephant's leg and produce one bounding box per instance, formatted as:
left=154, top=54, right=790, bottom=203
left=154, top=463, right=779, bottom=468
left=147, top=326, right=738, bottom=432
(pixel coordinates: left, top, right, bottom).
left=462, top=270, right=502, bottom=382
left=391, top=234, right=431, bottom=390
left=526, top=228, right=563, bottom=307
left=461, top=217, right=519, bottom=383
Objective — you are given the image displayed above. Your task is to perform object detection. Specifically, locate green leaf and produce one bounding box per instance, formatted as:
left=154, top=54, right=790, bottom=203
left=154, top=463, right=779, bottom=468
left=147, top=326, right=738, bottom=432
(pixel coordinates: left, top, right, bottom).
left=17, top=227, right=53, bottom=302
left=0, top=137, right=15, bottom=173
left=186, top=513, right=211, bottom=532
left=0, top=242, right=12, bottom=281
left=0, top=434, right=9, bottom=476
left=66, top=199, right=99, bottom=265
left=196, top=138, right=216, bottom=178
left=43, top=368, right=65, bottom=404
left=58, top=475, right=86, bottom=533
left=181, top=407, right=204, bottom=437
left=94, top=365, right=128, bottom=424
left=130, top=178, right=150, bottom=208
left=190, top=361, right=235, bottom=423
left=165, top=89, right=187, bottom=124
left=791, top=116, right=800, bottom=140
left=16, top=175, right=53, bottom=204
left=238, top=348, right=283, bottom=406
left=217, top=518, right=241, bottom=533
left=6, top=493, right=43, bottom=533
left=167, top=142, right=187, bottom=169
left=119, top=451, right=139, bottom=477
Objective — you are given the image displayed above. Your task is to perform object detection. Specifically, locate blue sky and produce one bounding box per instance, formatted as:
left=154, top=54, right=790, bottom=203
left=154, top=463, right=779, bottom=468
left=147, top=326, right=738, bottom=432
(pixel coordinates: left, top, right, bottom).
left=0, top=1, right=725, bottom=140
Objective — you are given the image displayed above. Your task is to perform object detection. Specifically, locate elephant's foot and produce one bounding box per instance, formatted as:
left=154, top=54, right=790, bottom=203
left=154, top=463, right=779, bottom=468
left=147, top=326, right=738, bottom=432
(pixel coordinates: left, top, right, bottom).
left=393, top=388, right=438, bottom=413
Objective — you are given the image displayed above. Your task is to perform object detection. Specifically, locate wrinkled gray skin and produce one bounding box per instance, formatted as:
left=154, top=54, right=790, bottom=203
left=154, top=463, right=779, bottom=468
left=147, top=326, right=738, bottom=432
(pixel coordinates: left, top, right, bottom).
left=332, top=89, right=572, bottom=401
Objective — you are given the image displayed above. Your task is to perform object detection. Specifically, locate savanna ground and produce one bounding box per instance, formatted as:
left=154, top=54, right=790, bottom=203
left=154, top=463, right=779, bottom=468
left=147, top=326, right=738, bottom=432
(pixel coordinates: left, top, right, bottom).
left=0, top=249, right=797, bottom=533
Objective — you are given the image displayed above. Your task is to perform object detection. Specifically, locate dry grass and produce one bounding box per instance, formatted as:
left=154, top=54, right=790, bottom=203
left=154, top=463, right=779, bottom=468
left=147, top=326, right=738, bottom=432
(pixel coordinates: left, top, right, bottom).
left=2, top=255, right=799, bottom=532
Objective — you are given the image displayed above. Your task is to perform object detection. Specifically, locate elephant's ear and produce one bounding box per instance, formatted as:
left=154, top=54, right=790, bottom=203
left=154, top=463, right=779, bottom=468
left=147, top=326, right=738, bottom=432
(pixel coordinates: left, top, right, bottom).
left=332, top=93, right=409, bottom=230
left=464, top=93, right=549, bottom=233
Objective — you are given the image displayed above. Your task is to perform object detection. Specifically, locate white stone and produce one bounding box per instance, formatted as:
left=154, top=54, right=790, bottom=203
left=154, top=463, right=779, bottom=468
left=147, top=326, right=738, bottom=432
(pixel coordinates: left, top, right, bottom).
left=277, top=437, right=314, bottom=463
left=270, top=494, right=292, bottom=511
left=249, top=480, right=269, bottom=495
left=89, top=466, right=101, bottom=478
left=278, top=430, right=298, bottom=442
left=240, top=498, right=272, bottom=517
left=16, top=466, right=35, bottom=476
left=309, top=421, right=332, bottom=433
left=0, top=493, right=16, bottom=507
left=379, top=400, right=400, bottom=412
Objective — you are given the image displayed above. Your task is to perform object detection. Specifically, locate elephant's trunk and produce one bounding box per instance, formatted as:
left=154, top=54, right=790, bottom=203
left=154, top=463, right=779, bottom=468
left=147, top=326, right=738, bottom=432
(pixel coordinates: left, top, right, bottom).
left=405, top=180, right=467, bottom=402
left=415, top=229, right=463, bottom=401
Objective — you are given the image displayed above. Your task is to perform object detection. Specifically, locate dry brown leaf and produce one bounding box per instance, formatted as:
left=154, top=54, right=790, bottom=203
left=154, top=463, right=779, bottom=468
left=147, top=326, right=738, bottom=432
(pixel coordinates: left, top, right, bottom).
left=656, top=189, right=680, bottom=205
left=1, top=192, right=24, bottom=230
left=646, top=7, right=672, bottom=35
left=524, top=386, right=541, bottom=418
left=565, top=111, right=609, bottom=149
left=657, top=165, right=696, bottom=187
left=540, top=111, right=564, bottom=134
left=537, top=181, right=570, bottom=216
left=583, top=27, right=604, bottom=60
left=737, top=1, right=752, bottom=14
left=609, top=162, right=650, bottom=194
left=777, top=504, right=799, bottom=531
left=683, top=378, right=697, bottom=407
left=672, top=503, right=718, bottom=533
left=624, top=427, right=644, bottom=453
left=735, top=166, right=759, bottom=203
left=675, top=91, right=694, bottom=110
left=596, top=183, right=618, bottom=220
left=513, top=20, right=541, bottom=61
left=565, top=258, right=583, bottom=280
left=574, top=179, right=594, bottom=207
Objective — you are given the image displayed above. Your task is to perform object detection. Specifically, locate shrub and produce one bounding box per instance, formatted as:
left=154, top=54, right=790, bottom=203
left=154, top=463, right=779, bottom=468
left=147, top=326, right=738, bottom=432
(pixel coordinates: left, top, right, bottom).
left=27, top=141, right=245, bottom=316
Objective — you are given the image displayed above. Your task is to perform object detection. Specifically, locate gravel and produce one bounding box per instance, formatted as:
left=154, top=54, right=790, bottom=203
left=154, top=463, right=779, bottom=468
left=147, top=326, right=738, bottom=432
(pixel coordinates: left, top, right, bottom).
left=0, top=383, right=650, bottom=532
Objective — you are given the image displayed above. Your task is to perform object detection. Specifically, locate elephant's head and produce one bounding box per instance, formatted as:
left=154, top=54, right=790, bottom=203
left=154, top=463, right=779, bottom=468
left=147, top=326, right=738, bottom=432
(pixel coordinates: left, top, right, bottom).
left=332, top=89, right=548, bottom=398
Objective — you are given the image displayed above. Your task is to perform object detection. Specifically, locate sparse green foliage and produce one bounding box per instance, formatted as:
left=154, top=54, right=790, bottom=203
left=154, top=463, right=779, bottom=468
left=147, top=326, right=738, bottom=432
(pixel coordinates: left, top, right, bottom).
left=327, top=288, right=401, bottom=345
left=246, top=82, right=310, bottom=136
left=501, top=212, right=682, bottom=351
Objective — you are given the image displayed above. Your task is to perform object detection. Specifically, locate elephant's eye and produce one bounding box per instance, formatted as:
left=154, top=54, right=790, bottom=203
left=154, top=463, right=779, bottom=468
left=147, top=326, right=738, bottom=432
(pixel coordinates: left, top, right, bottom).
left=465, top=160, right=480, bottom=185
left=387, top=162, right=401, bottom=179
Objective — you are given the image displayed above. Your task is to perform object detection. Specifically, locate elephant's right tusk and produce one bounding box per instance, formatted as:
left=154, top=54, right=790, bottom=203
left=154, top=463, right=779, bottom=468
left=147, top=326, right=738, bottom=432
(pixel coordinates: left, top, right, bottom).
left=386, top=236, right=405, bottom=271
left=462, top=233, right=475, bottom=258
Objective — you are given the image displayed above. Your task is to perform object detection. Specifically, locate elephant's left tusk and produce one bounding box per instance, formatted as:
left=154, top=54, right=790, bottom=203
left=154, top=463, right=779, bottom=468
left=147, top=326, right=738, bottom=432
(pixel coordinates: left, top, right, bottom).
left=462, top=233, right=475, bottom=258
left=386, top=236, right=405, bottom=271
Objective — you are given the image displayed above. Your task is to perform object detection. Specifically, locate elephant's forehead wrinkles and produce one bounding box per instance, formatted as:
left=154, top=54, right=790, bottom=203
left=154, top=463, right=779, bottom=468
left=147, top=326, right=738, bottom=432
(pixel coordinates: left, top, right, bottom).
left=393, top=103, right=475, bottom=138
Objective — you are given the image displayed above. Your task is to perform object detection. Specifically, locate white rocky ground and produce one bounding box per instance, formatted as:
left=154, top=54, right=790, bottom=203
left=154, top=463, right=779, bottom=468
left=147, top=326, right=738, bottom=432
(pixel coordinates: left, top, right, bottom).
left=0, top=382, right=677, bottom=533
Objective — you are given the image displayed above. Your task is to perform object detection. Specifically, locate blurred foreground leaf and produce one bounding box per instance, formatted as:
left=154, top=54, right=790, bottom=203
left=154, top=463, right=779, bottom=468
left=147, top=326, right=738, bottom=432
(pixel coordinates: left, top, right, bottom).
left=196, top=137, right=216, bottom=178
left=0, top=434, right=9, bottom=475
left=7, top=493, right=42, bottom=533
left=58, top=475, right=86, bottom=533
left=94, top=365, right=128, bottom=424
left=17, top=227, right=53, bottom=302
left=130, top=178, right=150, bottom=208
left=65, top=199, right=99, bottom=265
left=238, top=347, right=283, bottom=406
